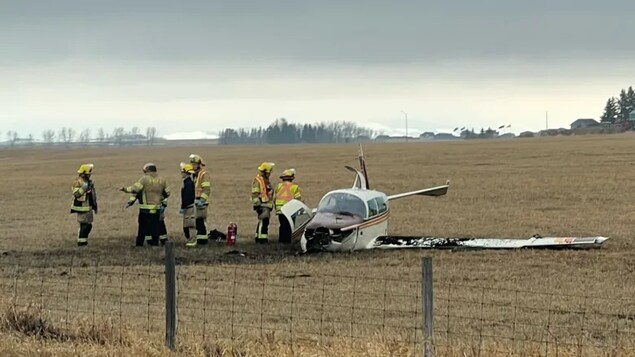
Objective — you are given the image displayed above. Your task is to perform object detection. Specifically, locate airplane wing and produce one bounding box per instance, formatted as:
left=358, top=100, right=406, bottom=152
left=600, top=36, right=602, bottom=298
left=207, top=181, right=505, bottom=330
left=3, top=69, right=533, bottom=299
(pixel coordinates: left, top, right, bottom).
left=371, top=235, right=609, bottom=250
left=386, top=181, right=450, bottom=201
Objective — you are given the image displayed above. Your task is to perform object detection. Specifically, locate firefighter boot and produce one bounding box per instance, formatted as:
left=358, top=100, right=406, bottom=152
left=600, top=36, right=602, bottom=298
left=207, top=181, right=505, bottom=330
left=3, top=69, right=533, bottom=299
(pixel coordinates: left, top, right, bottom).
left=184, top=227, right=197, bottom=247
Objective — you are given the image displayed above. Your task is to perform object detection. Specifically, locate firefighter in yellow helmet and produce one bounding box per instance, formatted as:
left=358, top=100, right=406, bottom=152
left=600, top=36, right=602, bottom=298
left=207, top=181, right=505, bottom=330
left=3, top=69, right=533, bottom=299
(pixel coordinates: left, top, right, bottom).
left=71, top=164, right=98, bottom=246
left=189, top=154, right=212, bottom=245
left=120, top=163, right=170, bottom=246
left=179, top=162, right=198, bottom=247
left=251, top=162, right=275, bottom=243
left=274, top=168, right=303, bottom=243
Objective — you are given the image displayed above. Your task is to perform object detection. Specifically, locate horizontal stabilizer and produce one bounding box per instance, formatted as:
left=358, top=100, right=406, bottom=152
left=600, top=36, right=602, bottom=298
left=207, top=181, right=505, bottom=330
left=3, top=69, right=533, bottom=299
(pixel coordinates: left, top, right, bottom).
left=386, top=181, right=450, bottom=200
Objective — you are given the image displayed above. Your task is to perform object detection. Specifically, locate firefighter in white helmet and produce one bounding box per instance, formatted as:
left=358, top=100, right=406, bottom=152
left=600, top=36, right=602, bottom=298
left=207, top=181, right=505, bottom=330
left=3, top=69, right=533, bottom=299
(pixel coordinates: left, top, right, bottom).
left=189, top=154, right=212, bottom=245
left=251, top=162, right=275, bottom=243
left=71, top=164, right=98, bottom=246
left=274, top=168, right=303, bottom=243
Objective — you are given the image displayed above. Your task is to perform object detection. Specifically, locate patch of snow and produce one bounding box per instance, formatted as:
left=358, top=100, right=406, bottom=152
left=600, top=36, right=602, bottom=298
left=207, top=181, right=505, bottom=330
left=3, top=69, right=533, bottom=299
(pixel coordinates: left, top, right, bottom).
left=162, top=131, right=219, bottom=140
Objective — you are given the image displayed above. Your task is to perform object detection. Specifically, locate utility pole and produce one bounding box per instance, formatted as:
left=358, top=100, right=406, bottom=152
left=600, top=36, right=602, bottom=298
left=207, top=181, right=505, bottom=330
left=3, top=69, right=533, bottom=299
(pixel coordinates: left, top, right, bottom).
left=401, top=111, right=408, bottom=142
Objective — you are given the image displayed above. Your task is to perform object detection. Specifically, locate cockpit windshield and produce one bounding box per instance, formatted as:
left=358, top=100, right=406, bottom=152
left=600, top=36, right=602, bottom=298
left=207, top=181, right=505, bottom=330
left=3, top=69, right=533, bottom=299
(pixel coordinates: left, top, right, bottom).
left=317, top=192, right=367, bottom=218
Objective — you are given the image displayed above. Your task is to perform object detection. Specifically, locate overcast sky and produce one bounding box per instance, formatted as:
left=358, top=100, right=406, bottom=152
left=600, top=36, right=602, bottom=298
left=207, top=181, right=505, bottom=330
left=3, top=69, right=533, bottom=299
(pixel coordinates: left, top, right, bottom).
left=2, top=0, right=634, bottom=138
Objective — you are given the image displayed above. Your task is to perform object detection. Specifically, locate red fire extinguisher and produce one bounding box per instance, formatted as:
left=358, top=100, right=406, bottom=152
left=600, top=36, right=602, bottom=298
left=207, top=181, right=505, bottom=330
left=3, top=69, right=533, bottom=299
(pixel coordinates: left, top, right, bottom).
left=227, top=223, right=237, bottom=246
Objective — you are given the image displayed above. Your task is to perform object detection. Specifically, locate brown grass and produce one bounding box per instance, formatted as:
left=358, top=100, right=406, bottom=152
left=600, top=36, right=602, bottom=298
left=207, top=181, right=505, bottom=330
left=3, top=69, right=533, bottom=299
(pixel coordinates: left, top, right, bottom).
left=1, top=134, right=635, bottom=355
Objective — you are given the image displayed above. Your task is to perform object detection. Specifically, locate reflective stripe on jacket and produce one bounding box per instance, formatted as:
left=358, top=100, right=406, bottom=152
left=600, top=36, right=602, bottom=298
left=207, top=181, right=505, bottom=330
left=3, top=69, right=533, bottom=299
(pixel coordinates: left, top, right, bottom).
left=194, top=167, right=211, bottom=203
left=274, top=181, right=301, bottom=213
left=251, top=174, right=273, bottom=208
left=71, top=177, right=92, bottom=213
left=123, top=173, right=170, bottom=213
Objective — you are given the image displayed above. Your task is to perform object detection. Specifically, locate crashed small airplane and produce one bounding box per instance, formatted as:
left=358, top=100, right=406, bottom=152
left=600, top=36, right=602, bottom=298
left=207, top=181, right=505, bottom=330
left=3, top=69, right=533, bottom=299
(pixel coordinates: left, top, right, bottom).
left=280, top=144, right=609, bottom=253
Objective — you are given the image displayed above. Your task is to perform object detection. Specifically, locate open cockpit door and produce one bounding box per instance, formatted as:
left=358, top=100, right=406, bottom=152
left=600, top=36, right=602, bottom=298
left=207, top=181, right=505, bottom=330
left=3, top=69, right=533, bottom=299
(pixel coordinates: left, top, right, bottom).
left=279, top=199, right=315, bottom=240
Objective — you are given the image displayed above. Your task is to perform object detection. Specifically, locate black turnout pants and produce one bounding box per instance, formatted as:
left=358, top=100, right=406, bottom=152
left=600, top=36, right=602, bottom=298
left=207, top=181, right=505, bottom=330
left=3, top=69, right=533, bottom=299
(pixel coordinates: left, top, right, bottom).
left=79, top=223, right=93, bottom=239
left=137, top=210, right=160, bottom=246
left=159, top=219, right=167, bottom=241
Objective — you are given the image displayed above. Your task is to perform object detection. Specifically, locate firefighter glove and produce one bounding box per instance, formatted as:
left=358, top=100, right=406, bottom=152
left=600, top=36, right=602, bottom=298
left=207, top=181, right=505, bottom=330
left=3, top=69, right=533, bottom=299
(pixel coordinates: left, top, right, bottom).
left=179, top=208, right=184, bottom=215
left=195, top=199, right=205, bottom=208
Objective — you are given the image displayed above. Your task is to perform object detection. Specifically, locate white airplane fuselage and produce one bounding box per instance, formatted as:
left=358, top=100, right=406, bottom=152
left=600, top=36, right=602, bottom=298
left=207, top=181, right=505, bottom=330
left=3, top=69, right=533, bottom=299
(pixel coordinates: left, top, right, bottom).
left=282, top=188, right=394, bottom=253
left=299, top=189, right=391, bottom=252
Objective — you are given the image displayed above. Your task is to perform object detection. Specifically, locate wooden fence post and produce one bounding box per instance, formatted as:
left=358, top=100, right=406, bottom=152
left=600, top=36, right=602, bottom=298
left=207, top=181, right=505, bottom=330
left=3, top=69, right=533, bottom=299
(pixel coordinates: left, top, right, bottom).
left=165, top=241, right=177, bottom=350
left=422, top=256, right=434, bottom=357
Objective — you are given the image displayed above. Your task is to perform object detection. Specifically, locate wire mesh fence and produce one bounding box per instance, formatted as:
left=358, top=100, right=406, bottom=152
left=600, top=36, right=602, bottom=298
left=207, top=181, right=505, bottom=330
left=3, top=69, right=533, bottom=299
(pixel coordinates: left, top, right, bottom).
left=0, top=257, right=167, bottom=344
left=175, top=266, right=424, bottom=349
left=1, top=244, right=634, bottom=356
left=432, top=283, right=635, bottom=356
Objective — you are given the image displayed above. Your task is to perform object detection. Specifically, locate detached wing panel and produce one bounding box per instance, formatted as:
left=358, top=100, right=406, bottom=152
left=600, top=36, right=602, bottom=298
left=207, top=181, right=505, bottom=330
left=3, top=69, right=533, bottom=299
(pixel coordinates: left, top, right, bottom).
left=386, top=181, right=450, bottom=201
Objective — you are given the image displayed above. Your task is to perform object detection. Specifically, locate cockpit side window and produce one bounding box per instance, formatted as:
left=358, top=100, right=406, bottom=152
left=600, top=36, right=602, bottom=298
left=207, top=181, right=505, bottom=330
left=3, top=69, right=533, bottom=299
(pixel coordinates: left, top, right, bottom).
left=374, top=197, right=387, bottom=213
left=367, top=198, right=379, bottom=218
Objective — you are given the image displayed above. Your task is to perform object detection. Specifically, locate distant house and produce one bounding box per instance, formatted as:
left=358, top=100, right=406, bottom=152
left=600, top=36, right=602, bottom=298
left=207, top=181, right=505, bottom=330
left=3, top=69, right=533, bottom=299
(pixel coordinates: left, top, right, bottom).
left=419, top=132, right=435, bottom=140
left=434, top=133, right=456, bottom=140
left=570, top=118, right=599, bottom=130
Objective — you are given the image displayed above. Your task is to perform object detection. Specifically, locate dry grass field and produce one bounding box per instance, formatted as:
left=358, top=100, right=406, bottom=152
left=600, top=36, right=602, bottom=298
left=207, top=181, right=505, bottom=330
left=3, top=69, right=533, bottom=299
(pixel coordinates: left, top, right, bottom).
left=1, top=134, right=635, bottom=356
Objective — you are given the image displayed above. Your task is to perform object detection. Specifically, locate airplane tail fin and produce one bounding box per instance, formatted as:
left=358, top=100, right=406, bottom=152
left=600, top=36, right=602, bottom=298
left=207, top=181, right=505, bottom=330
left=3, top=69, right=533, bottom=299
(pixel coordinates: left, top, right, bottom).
left=358, top=143, right=370, bottom=189
left=345, top=143, right=370, bottom=190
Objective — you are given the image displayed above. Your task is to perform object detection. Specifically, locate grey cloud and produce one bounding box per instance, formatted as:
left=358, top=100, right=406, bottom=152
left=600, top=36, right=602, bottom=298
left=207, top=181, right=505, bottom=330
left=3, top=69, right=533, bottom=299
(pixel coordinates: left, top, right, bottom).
left=2, top=0, right=633, bottom=67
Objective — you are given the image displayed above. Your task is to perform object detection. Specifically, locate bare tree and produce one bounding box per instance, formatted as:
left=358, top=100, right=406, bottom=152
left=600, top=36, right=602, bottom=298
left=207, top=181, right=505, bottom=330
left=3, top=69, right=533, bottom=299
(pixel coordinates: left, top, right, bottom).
left=97, top=128, right=106, bottom=142
left=131, top=126, right=140, bottom=136
left=42, top=130, right=55, bottom=145
left=112, top=127, right=124, bottom=146
left=58, top=128, right=68, bottom=144
left=146, top=127, right=157, bottom=145
left=79, top=129, right=91, bottom=145
left=27, top=134, right=34, bottom=146
left=6, top=131, right=18, bottom=146
left=67, top=128, right=76, bottom=143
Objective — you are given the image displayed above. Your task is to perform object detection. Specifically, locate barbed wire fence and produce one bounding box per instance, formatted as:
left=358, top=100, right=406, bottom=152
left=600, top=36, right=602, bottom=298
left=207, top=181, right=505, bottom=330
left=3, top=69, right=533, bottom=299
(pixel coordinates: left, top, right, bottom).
left=1, top=242, right=634, bottom=356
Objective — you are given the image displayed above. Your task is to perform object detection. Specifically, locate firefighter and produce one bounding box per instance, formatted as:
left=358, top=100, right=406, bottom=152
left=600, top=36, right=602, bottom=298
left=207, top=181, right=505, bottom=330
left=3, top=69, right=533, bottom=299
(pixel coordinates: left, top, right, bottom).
left=251, top=162, right=275, bottom=243
left=179, top=162, right=198, bottom=247
left=189, top=154, right=211, bottom=245
left=274, top=168, right=303, bottom=243
left=138, top=191, right=168, bottom=245
left=120, top=163, right=170, bottom=246
left=71, top=163, right=98, bottom=246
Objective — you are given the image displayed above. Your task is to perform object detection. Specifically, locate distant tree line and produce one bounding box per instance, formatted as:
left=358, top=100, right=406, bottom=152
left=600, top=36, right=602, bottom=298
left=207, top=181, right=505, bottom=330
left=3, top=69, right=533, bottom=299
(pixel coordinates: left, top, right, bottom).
left=1, top=127, right=158, bottom=147
left=218, top=118, right=378, bottom=145
left=601, top=86, right=635, bottom=123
